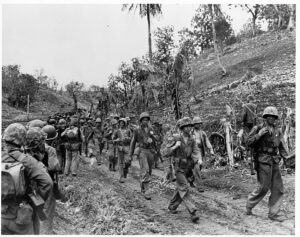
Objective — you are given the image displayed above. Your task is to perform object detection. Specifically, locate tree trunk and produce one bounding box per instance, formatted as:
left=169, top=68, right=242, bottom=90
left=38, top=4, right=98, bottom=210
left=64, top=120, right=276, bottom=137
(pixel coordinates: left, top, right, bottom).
left=147, top=4, right=153, bottom=64
left=224, top=121, right=234, bottom=168
left=208, top=4, right=226, bottom=75
left=287, top=4, right=296, bottom=31
left=252, top=17, right=256, bottom=36
left=73, top=92, right=78, bottom=112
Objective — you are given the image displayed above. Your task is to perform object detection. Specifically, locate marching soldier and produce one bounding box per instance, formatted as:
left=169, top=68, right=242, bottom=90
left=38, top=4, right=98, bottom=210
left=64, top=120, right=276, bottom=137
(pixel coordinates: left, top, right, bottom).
left=2, top=124, right=53, bottom=235
left=56, top=118, right=67, bottom=173
left=107, top=119, right=119, bottom=171
left=61, top=118, right=83, bottom=177
left=191, top=116, right=214, bottom=192
left=130, top=112, right=157, bottom=200
left=246, top=106, right=288, bottom=222
left=165, top=117, right=201, bottom=223
left=87, top=118, right=105, bottom=165
left=152, top=120, right=164, bottom=169
left=112, top=118, right=132, bottom=183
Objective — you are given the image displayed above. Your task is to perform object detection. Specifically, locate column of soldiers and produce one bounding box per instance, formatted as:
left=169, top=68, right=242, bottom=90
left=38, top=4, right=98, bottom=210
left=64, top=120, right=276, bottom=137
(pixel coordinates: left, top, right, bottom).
left=1, top=101, right=290, bottom=235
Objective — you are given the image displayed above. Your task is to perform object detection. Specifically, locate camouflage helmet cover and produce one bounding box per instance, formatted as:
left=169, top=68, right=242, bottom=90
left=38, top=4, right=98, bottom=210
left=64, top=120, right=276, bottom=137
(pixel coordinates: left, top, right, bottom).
left=27, top=119, right=46, bottom=129
left=263, top=106, right=279, bottom=119
left=2, top=123, right=27, bottom=146
left=26, top=127, right=46, bottom=149
left=96, top=118, right=102, bottom=123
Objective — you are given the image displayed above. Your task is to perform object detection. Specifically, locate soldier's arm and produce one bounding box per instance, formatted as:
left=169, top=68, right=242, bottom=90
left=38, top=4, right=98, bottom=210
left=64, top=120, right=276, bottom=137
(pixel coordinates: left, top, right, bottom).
left=129, top=130, right=138, bottom=156
left=246, top=125, right=260, bottom=147
left=242, top=105, right=247, bottom=125
left=23, top=155, right=53, bottom=200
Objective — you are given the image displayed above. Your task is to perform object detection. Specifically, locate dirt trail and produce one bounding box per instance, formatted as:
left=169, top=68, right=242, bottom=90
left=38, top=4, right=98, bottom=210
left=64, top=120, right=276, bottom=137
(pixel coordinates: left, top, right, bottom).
left=53, top=152, right=295, bottom=235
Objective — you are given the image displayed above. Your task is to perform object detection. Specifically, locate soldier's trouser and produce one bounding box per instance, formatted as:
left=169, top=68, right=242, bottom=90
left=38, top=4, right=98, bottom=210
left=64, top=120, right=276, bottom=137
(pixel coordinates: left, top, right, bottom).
left=168, top=170, right=197, bottom=214
left=193, top=164, right=203, bottom=187
left=57, top=147, right=66, bottom=172
left=118, top=146, right=129, bottom=178
left=64, top=149, right=80, bottom=175
left=139, top=148, right=154, bottom=193
left=246, top=161, right=284, bottom=217
left=154, top=144, right=161, bottom=165
left=108, top=145, right=118, bottom=170
left=40, top=189, right=56, bottom=234
left=94, top=138, right=105, bottom=164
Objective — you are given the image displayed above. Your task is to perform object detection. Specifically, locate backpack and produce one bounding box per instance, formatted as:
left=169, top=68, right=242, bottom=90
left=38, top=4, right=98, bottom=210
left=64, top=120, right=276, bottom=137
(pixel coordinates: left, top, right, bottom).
left=1, top=151, right=27, bottom=201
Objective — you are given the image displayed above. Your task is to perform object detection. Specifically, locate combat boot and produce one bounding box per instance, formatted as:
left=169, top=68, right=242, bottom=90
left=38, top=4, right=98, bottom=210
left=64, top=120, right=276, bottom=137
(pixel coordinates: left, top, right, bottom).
left=191, top=211, right=199, bottom=223
left=119, top=176, right=125, bottom=183
left=268, top=214, right=285, bottom=222
left=246, top=206, right=252, bottom=215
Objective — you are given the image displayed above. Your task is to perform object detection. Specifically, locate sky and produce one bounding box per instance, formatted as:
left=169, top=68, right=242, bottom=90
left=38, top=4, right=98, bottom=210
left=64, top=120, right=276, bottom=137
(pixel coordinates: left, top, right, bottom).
left=2, top=4, right=257, bottom=88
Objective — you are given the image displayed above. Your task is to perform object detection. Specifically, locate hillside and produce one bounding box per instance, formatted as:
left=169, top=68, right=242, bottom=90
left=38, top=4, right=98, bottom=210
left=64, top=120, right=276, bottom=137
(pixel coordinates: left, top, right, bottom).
left=151, top=31, right=295, bottom=135
left=2, top=86, right=93, bottom=129
left=2, top=30, right=296, bottom=235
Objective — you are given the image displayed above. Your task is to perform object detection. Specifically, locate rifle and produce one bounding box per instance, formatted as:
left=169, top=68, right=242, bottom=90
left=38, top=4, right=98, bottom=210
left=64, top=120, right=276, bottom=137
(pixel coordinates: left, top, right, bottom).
left=248, top=148, right=256, bottom=175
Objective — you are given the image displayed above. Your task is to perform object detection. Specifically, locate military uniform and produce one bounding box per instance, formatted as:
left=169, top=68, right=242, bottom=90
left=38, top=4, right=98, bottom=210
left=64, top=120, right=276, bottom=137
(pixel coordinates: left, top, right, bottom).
left=152, top=122, right=164, bottom=168
left=1, top=124, right=53, bottom=235
left=130, top=112, right=157, bottom=199
left=165, top=117, right=201, bottom=222
left=61, top=119, right=83, bottom=176
left=113, top=118, right=132, bottom=182
left=246, top=106, right=288, bottom=221
left=87, top=125, right=105, bottom=165
left=104, top=119, right=119, bottom=171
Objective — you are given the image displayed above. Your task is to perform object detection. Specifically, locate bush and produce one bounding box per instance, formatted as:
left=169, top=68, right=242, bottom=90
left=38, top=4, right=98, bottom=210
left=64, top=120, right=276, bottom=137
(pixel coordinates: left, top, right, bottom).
left=225, top=35, right=237, bottom=46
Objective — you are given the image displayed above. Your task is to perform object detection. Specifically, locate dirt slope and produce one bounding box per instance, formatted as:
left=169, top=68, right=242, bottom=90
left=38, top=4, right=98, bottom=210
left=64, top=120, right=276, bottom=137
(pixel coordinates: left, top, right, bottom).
left=53, top=153, right=295, bottom=235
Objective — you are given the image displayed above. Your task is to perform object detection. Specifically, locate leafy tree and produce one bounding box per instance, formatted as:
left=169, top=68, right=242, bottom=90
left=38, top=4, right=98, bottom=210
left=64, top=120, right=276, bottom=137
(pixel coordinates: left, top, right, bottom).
left=65, top=81, right=84, bottom=112
left=122, top=4, right=162, bottom=64
left=2, top=65, right=39, bottom=109
left=178, top=28, right=199, bottom=59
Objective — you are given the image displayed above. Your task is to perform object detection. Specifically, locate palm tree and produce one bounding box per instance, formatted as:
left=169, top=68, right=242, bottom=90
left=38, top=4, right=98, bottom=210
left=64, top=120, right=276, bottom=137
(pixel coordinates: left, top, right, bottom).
left=208, top=4, right=226, bottom=75
left=122, top=4, right=162, bottom=64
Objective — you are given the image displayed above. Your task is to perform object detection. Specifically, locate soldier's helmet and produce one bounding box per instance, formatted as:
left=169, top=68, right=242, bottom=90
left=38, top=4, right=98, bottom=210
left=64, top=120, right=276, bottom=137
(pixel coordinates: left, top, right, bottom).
left=25, top=127, right=46, bottom=149
left=139, top=112, right=150, bottom=121
left=70, top=118, right=78, bottom=126
left=3, top=123, right=27, bottom=146
left=96, top=118, right=102, bottom=123
left=179, top=117, right=193, bottom=129
left=42, top=125, right=58, bottom=141
left=111, top=119, right=118, bottom=126
left=192, top=116, right=203, bottom=125
left=27, top=119, right=46, bottom=129
left=262, top=106, right=279, bottom=119
left=58, top=119, right=66, bottom=126
left=79, top=118, right=85, bottom=125
left=48, top=118, right=57, bottom=125
left=119, top=118, right=127, bottom=125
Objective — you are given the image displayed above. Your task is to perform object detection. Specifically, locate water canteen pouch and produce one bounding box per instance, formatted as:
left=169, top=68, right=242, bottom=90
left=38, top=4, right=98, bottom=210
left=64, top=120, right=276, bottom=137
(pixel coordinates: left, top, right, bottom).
left=1, top=152, right=27, bottom=201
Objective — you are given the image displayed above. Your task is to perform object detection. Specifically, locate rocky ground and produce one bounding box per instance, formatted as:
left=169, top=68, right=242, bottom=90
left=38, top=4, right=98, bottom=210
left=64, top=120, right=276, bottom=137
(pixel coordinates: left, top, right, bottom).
left=52, top=152, right=295, bottom=235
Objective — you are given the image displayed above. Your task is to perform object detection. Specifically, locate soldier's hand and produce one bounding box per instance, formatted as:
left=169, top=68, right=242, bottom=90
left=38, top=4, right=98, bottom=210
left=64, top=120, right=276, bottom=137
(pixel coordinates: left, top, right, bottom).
left=258, top=127, right=269, bottom=137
